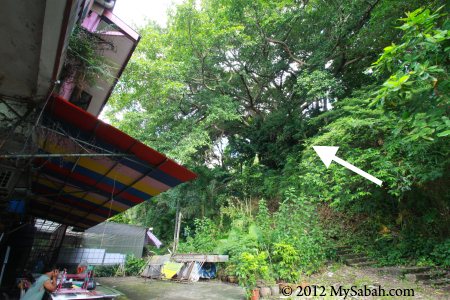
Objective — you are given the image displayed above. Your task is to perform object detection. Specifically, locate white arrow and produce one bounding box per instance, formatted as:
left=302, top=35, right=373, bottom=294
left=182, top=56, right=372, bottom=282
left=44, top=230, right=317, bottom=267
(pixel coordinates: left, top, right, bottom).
left=313, top=146, right=382, bottom=186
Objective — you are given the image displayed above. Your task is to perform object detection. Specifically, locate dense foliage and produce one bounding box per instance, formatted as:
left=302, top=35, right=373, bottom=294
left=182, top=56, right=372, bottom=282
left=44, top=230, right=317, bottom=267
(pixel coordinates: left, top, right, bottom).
left=106, top=0, right=449, bottom=284
left=60, top=25, right=115, bottom=91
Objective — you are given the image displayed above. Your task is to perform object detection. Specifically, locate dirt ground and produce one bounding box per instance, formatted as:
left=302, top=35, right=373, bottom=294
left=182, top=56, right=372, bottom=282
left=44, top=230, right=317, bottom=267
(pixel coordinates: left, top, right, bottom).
left=97, top=264, right=449, bottom=300
left=301, top=264, right=449, bottom=300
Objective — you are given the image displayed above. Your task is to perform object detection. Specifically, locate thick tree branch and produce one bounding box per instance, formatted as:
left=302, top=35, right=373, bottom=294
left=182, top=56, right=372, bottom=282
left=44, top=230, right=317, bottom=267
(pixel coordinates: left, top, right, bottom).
left=343, top=56, right=367, bottom=68
left=266, top=37, right=306, bottom=66
left=239, top=73, right=259, bottom=114
left=329, top=0, right=382, bottom=73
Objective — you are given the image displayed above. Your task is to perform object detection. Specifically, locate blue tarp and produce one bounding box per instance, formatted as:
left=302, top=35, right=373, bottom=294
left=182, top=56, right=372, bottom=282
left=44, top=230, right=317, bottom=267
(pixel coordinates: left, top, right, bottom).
left=199, top=263, right=216, bottom=279
left=8, top=199, right=25, bottom=214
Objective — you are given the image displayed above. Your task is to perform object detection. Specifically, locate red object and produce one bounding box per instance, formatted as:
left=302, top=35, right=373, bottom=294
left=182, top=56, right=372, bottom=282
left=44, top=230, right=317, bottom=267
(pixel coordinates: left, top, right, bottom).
left=250, top=289, right=260, bottom=300
left=27, top=95, right=197, bottom=229
left=66, top=273, right=86, bottom=280
left=47, top=95, right=197, bottom=182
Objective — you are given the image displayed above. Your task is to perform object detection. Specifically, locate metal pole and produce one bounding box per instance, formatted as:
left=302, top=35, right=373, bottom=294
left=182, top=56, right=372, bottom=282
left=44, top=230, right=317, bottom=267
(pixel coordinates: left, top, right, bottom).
left=39, top=126, right=116, bottom=154
left=0, top=246, right=11, bottom=286
left=50, top=225, right=67, bottom=267
left=7, top=223, right=30, bottom=235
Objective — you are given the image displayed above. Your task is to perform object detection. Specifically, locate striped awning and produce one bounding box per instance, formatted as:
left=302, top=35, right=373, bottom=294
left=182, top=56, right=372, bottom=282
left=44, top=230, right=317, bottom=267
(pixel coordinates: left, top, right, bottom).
left=29, top=95, right=196, bottom=229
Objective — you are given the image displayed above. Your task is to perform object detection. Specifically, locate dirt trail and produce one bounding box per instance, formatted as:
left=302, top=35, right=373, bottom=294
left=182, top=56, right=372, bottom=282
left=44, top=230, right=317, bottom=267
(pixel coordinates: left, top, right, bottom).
left=301, top=264, right=449, bottom=299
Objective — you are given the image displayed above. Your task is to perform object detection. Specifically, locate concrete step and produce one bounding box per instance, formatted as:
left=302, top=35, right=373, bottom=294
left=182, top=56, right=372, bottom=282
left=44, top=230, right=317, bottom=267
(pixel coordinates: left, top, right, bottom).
left=342, top=253, right=367, bottom=260
left=336, top=249, right=354, bottom=256
left=336, top=245, right=353, bottom=250
left=377, top=266, right=432, bottom=277
left=421, top=278, right=450, bottom=287
left=405, top=271, right=447, bottom=282
left=403, top=266, right=434, bottom=274
left=345, top=257, right=370, bottom=265
left=352, top=261, right=377, bottom=267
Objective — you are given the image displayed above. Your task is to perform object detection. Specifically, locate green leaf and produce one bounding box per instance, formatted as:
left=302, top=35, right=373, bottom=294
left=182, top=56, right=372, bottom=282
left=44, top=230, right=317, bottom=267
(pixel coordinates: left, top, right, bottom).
left=437, top=130, right=450, bottom=137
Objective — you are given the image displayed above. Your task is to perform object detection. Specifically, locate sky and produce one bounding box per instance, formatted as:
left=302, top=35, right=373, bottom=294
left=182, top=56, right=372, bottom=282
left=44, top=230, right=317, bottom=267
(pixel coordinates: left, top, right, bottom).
left=113, top=0, right=183, bottom=29
left=100, top=0, right=183, bottom=121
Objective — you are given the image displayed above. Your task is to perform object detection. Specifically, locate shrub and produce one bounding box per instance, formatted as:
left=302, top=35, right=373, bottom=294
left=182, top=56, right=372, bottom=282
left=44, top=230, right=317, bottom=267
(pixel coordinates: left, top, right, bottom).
left=431, top=239, right=450, bottom=267
left=178, top=217, right=219, bottom=253
left=271, top=242, right=300, bottom=283
left=235, top=251, right=270, bottom=295
left=124, top=255, right=146, bottom=276
left=94, top=265, right=119, bottom=277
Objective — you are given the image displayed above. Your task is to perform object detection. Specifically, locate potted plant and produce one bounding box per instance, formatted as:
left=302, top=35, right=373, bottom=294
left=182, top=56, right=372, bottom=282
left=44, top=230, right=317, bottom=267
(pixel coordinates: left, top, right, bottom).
left=225, top=264, right=237, bottom=283
left=250, top=288, right=260, bottom=300
left=216, top=267, right=226, bottom=282
left=270, top=282, right=279, bottom=297
left=235, top=251, right=269, bottom=300
left=257, top=276, right=276, bottom=298
left=236, top=263, right=257, bottom=299
left=259, top=286, right=271, bottom=298
left=228, top=275, right=237, bottom=284
left=262, top=278, right=278, bottom=297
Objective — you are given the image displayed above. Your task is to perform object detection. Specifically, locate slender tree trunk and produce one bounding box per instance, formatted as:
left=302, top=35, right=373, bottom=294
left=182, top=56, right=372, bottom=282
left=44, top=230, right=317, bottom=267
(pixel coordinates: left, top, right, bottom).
left=173, top=207, right=182, bottom=254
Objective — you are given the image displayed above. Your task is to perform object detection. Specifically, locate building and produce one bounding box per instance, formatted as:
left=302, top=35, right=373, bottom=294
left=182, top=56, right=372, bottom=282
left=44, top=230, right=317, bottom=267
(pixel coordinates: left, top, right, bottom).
left=0, top=0, right=196, bottom=290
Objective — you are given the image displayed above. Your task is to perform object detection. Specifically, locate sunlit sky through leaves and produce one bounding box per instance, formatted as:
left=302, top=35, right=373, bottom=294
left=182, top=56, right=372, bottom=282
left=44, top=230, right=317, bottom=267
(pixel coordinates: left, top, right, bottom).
left=114, top=0, right=183, bottom=29
left=101, top=0, right=182, bottom=121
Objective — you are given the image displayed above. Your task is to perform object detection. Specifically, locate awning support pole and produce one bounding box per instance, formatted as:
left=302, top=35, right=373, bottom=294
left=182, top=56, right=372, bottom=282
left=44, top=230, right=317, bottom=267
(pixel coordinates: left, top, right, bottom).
left=0, top=246, right=11, bottom=286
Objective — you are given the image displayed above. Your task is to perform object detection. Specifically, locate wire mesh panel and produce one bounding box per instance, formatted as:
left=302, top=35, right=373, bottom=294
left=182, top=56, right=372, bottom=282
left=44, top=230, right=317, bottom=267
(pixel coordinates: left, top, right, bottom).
left=55, top=222, right=147, bottom=267
left=82, top=222, right=146, bottom=258
left=26, top=219, right=67, bottom=272
left=57, top=248, right=106, bottom=265
left=57, top=248, right=127, bottom=266
left=103, top=253, right=126, bottom=265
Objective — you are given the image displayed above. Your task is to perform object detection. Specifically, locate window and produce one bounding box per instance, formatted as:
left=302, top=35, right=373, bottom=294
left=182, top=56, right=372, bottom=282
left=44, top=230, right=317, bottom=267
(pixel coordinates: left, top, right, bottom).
left=69, top=88, right=92, bottom=111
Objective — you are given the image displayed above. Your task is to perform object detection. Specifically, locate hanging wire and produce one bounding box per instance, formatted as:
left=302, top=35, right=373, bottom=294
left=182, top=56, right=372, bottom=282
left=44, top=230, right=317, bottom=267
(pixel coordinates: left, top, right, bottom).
left=34, top=83, right=57, bottom=128
left=17, top=83, right=58, bottom=156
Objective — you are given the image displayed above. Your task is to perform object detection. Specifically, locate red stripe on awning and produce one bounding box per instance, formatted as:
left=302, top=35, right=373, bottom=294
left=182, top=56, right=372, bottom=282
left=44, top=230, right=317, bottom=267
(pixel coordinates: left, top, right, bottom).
left=28, top=95, right=197, bottom=229
left=48, top=95, right=197, bottom=181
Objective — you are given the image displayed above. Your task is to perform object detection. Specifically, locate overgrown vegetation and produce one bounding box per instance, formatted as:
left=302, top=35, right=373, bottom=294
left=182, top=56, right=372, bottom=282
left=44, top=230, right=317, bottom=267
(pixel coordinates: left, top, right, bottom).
left=60, top=25, right=116, bottom=92
left=107, top=0, right=449, bottom=285
left=94, top=265, right=119, bottom=277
